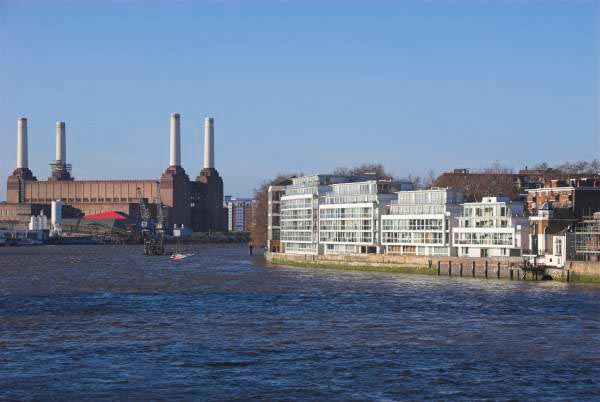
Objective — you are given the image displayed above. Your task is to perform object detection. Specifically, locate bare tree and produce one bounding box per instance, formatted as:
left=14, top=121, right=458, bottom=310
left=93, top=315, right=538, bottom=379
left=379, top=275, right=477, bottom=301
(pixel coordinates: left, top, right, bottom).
left=333, top=163, right=393, bottom=180
left=423, top=170, right=437, bottom=189
left=249, top=173, right=297, bottom=247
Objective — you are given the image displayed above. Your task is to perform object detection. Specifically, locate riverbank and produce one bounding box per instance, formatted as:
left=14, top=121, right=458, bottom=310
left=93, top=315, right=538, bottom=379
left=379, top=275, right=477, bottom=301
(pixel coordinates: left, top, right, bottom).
left=266, top=252, right=600, bottom=284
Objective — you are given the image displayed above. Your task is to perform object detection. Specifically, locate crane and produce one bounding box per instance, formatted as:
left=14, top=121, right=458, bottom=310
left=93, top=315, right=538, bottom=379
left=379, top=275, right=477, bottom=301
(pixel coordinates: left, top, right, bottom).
left=137, top=187, right=164, bottom=256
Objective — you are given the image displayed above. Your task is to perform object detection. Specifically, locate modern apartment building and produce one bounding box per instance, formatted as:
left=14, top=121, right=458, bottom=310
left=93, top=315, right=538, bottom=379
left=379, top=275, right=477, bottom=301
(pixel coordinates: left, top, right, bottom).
left=279, top=175, right=338, bottom=255
left=279, top=174, right=409, bottom=255
left=224, top=197, right=254, bottom=232
left=319, top=180, right=401, bottom=255
left=381, top=188, right=463, bottom=256
left=452, top=197, right=529, bottom=258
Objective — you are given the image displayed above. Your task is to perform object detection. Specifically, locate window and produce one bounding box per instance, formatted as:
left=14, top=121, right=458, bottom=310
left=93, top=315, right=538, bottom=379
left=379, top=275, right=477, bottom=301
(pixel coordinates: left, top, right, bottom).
left=555, top=238, right=563, bottom=256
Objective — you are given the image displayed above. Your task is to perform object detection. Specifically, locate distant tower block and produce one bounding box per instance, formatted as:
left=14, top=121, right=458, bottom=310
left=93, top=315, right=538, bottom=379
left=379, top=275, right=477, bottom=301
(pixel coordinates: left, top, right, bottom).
left=204, top=117, right=214, bottom=169
left=16, top=117, right=28, bottom=169
left=49, top=121, right=73, bottom=180
left=170, top=113, right=181, bottom=167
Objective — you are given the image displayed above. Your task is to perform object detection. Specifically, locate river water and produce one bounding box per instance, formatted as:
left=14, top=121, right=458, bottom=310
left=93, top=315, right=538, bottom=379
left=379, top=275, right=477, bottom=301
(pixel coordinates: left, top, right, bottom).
left=0, top=244, right=599, bottom=400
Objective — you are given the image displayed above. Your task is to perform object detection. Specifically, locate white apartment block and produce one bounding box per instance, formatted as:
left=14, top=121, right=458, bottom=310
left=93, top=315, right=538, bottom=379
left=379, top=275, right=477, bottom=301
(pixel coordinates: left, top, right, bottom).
left=280, top=175, right=339, bottom=255
left=453, top=197, right=529, bottom=258
left=279, top=174, right=411, bottom=255
left=319, top=181, right=400, bottom=255
left=381, top=188, right=463, bottom=256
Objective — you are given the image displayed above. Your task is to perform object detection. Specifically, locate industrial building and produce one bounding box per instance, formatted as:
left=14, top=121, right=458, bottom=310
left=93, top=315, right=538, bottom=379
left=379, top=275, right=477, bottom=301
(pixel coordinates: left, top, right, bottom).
left=381, top=188, right=463, bottom=256
left=2, top=114, right=226, bottom=232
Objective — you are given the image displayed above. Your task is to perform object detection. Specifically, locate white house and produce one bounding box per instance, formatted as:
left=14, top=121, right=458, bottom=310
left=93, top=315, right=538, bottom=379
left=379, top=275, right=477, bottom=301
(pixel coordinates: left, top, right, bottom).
left=452, top=197, right=529, bottom=258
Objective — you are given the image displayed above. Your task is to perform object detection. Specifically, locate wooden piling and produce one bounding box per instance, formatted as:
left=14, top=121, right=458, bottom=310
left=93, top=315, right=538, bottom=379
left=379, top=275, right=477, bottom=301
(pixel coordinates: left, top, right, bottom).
left=448, top=261, right=452, bottom=276
left=460, top=262, right=463, bottom=277
left=437, top=260, right=441, bottom=276
left=510, top=268, right=514, bottom=280
left=472, top=261, right=476, bottom=277
left=485, top=261, right=488, bottom=278
left=497, top=262, right=501, bottom=278
left=566, top=270, right=570, bottom=283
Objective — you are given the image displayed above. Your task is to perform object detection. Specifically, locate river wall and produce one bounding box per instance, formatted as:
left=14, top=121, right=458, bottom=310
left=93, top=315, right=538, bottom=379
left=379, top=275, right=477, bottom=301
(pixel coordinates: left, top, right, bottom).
left=265, top=252, right=600, bottom=283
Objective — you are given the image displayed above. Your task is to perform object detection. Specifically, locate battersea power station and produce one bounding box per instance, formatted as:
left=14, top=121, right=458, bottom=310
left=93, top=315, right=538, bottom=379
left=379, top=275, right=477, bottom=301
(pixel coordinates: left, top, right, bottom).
left=2, top=113, right=226, bottom=231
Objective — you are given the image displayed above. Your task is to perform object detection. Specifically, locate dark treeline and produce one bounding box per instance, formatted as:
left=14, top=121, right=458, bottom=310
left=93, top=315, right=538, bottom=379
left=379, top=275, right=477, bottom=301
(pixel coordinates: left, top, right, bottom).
left=530, top=159, right=600, bottom=174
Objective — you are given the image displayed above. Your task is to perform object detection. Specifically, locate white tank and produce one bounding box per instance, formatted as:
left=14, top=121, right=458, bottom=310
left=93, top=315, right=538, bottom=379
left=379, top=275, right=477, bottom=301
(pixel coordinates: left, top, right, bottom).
left=29, top=216, right=37, bottom=231
left=51, top=200, right=62, bottom=226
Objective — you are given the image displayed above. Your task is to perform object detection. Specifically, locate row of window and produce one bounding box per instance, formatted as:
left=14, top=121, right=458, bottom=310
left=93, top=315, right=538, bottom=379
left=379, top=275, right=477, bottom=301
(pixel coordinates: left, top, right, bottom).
left=386, top=245, right=450, bottom=256
left=453, top=232, right=513, bottom=246
left=281, top=198, right=314, bottom=210
left=320, top=207, right=373, bottom=219
left=320, top=219, right=372, bottom=231
left=320, top=231, right=373, bottom=243
left=281, top=210, right=313, bottom=220
left=460, top=219, right=509, bottom=228
left=322, top=195, right=377, bottom=204
left=281, top=221, right=312, bottom=231
left=281, top=231, right=313, bottom=242
left=381, top=218, right=444, bottom=231
left=388, top=204, right=446, bottom=215
left=325, top=244, right=360, bottom=254
left=283, top=242, right=317, bottom=253
left=464, top=206, right=507, bottom=218
left=382, top=231, right=444, bottom=245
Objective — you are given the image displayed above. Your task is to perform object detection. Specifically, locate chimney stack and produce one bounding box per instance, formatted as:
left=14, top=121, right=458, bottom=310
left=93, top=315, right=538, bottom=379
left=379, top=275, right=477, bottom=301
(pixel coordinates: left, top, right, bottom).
left=16, top=117, right=28, bottom=169
left=170, top=113, right=181, bottom=167
left=203, top=117, right=214, bottom=169
left=55, top=122, right=66, bottom=164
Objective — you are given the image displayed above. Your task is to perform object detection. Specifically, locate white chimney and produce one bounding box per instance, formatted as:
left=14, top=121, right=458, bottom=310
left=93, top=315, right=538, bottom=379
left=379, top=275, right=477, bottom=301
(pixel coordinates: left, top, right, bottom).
left=169, top=113, right=181, bottom=167
left=204, top=117, right=214, bottom=169
left=16, top=117, right=28, bottom=169
left=55, top=122, right=66, bottom=163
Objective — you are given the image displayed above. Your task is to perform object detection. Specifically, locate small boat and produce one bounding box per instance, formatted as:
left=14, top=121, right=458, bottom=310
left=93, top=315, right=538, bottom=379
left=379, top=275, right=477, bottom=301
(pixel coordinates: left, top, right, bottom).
left=170, top=236, right=194, bottom=261
left=170, top=252, right=194, bottom=261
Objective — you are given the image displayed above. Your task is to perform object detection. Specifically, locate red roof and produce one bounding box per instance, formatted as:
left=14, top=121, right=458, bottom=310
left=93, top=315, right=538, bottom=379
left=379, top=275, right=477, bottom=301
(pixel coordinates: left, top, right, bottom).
left=83, top=211, right=128, bottom=220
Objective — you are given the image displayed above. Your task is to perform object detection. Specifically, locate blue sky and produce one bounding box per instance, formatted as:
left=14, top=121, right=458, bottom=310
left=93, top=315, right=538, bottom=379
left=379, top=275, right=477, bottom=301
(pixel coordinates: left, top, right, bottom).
left=0, top=0, right=598, bottom=199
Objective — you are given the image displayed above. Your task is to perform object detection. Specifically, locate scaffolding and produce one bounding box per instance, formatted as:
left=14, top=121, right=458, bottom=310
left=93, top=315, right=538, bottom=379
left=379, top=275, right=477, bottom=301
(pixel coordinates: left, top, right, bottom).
left=574, top=214, right=600, bottom=260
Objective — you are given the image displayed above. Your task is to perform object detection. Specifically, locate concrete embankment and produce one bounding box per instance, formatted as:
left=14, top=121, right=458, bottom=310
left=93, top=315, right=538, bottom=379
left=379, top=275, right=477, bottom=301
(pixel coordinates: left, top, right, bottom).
left=265, top=252, right=600, bottom=284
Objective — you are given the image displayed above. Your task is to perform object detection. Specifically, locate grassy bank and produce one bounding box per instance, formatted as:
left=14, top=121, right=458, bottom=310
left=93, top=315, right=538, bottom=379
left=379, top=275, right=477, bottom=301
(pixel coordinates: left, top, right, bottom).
left=570, top=272, right=600, bottom=284
left=270, top=257, right=437, bottom=276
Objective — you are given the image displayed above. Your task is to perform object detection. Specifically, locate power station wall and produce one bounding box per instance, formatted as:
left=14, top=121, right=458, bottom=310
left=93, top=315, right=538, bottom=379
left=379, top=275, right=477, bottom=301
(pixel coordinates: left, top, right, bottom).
left=21, top=180, right=160, bottom=204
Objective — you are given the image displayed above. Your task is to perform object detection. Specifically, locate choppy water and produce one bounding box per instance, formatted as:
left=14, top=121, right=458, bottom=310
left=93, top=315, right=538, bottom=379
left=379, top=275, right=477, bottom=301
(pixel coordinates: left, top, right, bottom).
left=0, top=244, right=599, bottom=400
